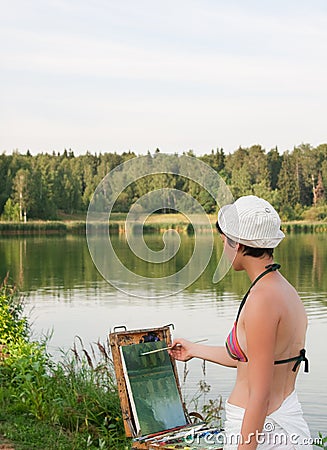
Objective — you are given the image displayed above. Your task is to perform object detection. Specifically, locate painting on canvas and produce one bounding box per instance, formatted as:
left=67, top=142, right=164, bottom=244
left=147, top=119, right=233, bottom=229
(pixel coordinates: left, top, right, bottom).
left=121, top=341, right=188, bottom=436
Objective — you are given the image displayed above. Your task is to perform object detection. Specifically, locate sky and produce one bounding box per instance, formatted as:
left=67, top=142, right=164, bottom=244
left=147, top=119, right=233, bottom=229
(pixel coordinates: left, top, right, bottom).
left=1, top=0, right=327, bottom=156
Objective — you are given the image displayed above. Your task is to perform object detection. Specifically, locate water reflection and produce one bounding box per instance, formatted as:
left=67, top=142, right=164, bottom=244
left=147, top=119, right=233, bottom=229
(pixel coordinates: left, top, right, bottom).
left=0, top=234, right=326, bottom=436
left=1, top=234, right=327, bottom=308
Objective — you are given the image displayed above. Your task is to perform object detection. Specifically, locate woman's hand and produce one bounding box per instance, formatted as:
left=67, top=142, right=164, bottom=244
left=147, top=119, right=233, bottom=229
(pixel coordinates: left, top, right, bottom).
left=168, top=338, right=194, bottom=362
left=169, top=339, right=237, bottom=367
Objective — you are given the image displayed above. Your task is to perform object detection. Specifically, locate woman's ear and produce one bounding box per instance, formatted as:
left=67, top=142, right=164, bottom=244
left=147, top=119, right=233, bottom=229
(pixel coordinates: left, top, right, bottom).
left=236, top=243, right=243, bottom=253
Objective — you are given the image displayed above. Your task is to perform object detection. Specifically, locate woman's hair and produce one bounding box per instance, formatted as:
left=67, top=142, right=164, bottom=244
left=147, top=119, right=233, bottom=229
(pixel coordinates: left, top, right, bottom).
left=215, top=221, right=274, bottom=258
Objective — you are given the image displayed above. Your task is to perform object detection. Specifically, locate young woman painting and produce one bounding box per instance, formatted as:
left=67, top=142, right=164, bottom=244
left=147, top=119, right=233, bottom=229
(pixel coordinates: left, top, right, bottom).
left=169, top=195, right=311, bottom=450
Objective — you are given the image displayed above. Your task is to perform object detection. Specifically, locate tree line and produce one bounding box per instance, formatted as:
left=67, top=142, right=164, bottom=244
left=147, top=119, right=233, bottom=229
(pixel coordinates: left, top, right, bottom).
left=0, top=143, right=326, bottom=222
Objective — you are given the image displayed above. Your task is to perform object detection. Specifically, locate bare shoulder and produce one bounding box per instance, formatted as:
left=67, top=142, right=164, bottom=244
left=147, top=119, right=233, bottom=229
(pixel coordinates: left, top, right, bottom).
left=244, top=273, right=300, bottom=319
left=242, top=272, right=308, bottom=356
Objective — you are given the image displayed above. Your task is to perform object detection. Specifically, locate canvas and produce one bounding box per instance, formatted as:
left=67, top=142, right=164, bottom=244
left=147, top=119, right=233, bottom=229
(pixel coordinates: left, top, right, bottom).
left=121, top=340, right=188, bottom=436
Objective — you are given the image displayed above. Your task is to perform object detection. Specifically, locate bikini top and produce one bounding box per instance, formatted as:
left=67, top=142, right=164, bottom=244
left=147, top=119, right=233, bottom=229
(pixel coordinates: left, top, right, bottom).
left=225, top=263, right=309, bottom=372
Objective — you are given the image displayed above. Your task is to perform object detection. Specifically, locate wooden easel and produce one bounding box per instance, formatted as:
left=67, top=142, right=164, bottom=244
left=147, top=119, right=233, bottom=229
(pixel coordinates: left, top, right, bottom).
left=109, top=324, right=222, bottom=450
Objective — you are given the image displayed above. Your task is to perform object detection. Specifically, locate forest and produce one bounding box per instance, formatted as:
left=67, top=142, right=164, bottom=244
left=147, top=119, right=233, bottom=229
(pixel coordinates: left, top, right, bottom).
left=0, top=143, right=326, bottom=222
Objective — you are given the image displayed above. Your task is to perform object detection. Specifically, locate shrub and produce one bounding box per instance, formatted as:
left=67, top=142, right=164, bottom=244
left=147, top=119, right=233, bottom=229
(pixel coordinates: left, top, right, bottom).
left=0, top=280, right=130, bottom=449
left=1, top=198, right=20, bottom=221
left=302, top=205, right=327, bottom=221
left=0, top=279, right=29, bottom=345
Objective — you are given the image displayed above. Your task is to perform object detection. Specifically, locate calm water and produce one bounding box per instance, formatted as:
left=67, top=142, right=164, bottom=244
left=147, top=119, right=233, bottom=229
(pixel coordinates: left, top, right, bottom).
left=0, top=233, right=326, bottom=437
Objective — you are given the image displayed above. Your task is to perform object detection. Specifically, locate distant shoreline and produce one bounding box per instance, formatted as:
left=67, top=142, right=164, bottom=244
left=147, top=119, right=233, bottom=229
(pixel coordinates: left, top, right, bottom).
left=1, top=214, right=327, bottom=235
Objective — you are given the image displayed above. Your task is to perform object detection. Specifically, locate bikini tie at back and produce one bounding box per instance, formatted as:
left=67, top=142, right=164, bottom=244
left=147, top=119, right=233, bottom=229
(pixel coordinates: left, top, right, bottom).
left=225, top=263, right=309, bottom=372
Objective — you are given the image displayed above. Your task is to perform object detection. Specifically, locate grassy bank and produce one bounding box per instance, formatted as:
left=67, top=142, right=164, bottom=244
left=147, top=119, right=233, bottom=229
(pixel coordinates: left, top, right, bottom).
left=0, top=221, right=86, bottom=235
left=0, top=280, right=223, bottom=450
left=0, top=281, right=130, bottom=450
left=1, top=214, right=327, bottom=235
left=281, top=222, right=327, bottom=233
left=0, top=213, right=199, bottom=235
left=1, top=281, right=325, bottom=449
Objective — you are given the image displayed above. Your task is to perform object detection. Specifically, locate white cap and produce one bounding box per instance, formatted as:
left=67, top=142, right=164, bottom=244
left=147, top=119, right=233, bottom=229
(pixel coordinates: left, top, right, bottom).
left=217, top=195, right=285, bottom=248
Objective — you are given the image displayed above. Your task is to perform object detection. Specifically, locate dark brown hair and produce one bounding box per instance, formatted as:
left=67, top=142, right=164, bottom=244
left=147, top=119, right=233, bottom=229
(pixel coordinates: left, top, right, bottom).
left=215, top=221, right=274, bottom=258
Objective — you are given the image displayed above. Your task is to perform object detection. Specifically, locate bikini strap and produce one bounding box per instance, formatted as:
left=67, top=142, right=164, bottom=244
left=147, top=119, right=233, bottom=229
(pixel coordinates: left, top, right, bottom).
left=236, top=263, right=281, bottom=322
left=274, top=348, right=309, bottom=373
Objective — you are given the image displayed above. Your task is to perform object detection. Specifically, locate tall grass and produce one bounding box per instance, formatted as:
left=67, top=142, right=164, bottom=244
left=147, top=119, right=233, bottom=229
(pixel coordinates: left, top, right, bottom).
left=281, top=222, right=327, bottom=233
left=0, top=221, right=67, bottom=233
left=0, top=221, right=86, bottom=235
left=2, top=280, right=325, bottom=449
left=0, top=279, right=130, bottom=449
left=2, top=212, right=327, bottom=236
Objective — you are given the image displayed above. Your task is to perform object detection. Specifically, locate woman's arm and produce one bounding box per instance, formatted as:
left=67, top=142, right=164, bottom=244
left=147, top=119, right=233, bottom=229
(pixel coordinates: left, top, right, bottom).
left=238, top=290, right=279, bottom=450
left=168, top=338, right=237, bottom=368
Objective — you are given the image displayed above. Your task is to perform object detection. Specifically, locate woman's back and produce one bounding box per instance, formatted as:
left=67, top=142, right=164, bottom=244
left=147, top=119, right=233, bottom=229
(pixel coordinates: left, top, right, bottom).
left=229, top=270, right=308, bottom=414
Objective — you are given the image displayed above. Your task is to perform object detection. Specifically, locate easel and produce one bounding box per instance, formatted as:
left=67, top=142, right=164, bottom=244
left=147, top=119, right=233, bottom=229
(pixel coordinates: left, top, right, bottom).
left=109, top=324, right=223, bottom=450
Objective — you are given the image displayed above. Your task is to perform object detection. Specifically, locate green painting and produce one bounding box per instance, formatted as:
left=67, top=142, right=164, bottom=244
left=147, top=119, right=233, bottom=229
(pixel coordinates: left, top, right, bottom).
left=121, top=341, right=187, bottom=436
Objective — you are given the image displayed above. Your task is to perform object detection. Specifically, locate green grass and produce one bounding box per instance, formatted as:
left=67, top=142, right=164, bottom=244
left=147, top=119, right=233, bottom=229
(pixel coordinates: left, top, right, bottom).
left=0, top=282, right=131, bottom=450
left=0, top=408, right=90, bottom=450
left=0, top=221, right=86, bottom=235
left=0, top=342, right=131, bottom=449
left=281, top=222, right=327, bottom=233
left=2, top=213, right=327, bottom=236
left=1, top=279, right=325, bottom=449
left=0, top=367, right=131, bottom=450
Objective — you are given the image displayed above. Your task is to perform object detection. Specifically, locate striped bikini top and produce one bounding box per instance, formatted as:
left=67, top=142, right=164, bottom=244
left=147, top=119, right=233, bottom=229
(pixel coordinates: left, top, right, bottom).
left=225, top=263, right=309, bottom=372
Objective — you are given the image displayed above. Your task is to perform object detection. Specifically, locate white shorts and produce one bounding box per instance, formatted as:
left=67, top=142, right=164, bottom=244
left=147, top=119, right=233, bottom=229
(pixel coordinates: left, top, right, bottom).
left=224, top=391, right=313, bottom=450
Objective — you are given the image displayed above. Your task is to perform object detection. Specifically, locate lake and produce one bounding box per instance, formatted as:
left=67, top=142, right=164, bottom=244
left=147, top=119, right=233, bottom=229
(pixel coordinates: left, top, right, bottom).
left=0, top=233, right=326, bottom=437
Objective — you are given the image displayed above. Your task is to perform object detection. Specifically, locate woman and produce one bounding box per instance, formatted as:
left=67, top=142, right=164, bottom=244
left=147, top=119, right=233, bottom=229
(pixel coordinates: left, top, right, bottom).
left=169, top=195, right=312, bottom=450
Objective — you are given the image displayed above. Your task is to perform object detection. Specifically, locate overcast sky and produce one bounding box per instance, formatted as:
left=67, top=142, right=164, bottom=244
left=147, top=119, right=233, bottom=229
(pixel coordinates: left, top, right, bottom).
left=1, top=0, right=326, bottom=156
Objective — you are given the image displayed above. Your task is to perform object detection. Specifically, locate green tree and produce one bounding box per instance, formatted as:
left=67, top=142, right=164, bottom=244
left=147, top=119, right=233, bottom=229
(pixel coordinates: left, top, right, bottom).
left=58, top=159, right=82, bottom=214
left=33, top=154, right=57, bottom=218
left=313, top=172, right=325, bottom=206
left=29, top=166, right=55, bottom=219
left=224, top=146, right=249, bottom=181
left=277, top=152, right=301, bottom=218
left=225, top=145, right=269, bottom=192
left=79, top=153, right=99, bottom=209
left=12, top=168, right=29, bottom=221
left=321, top=159, right=327, bottom=203
left=267, top=147, right=282, bottom=190
left=199, top=148, right=225, bottom=173
left=292, top=144, right=314, bottom=206
left=1, top=198, right=20, bottom=221
left=0, top=153, right=12, bottom=214
left=2, top=152, right=31, bottom=215
left=246, top=145, right=269, bottom=185
left=231, top=165, right=252, bottom=198
left=312, top=144, right=327, bottom=205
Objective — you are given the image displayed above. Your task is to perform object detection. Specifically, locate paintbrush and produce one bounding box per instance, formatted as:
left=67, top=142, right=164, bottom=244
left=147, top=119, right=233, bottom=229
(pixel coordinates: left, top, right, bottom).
left=140, top=338, right=208, bottom=356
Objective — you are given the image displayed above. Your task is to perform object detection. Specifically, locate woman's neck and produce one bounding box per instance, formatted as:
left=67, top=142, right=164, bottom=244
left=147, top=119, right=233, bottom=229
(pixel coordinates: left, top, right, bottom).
left=243, top=257, right=274, bottom=282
